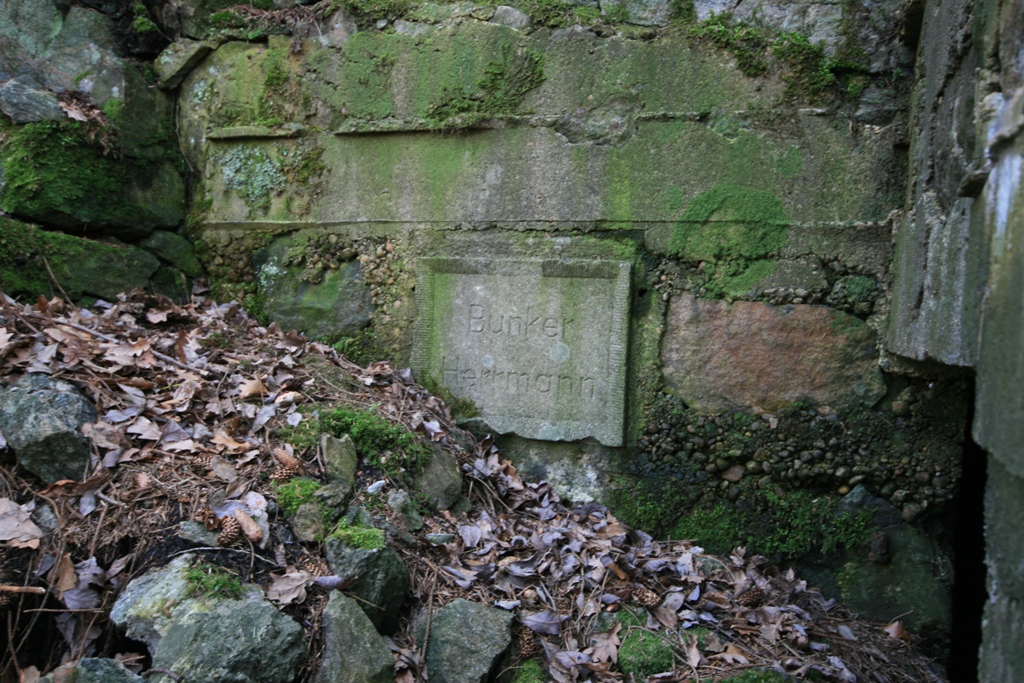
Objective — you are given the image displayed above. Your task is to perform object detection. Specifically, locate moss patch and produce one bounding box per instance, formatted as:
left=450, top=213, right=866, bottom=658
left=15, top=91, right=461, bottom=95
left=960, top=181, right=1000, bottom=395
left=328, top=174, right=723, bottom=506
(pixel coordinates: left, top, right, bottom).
left=428, top=43, right=545, bottom=128
left=616, top=610, right=677, bottom=678
left=510, top=659, right=547, bottom=683
left=0, top=121, right=141, bottom=228
left=329, top=518, right=386, bottom=549
left=668, top=184, right=788, bottom=298
left=185, top=563, right=244, bottom=600
left=273, top=477, right=322, bottom=516
left=0, top=216, right=160, bottom=301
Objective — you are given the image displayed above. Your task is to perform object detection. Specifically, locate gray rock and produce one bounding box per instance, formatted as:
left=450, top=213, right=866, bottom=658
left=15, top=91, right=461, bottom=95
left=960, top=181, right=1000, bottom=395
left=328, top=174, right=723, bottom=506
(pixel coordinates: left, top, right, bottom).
left=489, top=6, right=532, bottom=29
left=292, top=500, right=327, bottom=542
left=0, top=78, right=64, bottom=124
left=40, top=658, right=144, bottom=683
left=423, top=599, right=514, bottom=683
left=110, top=554, right=303, bottom=683
left=0, top=374, right=96, bottom=483
left=254, top=236, right=375, bottom=341
left=599, top=0, right=669, bottom=25
left=154, top=39, right=215, bottom=90
left=138, top=230, right=204, bottom=277
left=416, top=445, right=463, bottom=511
left=322, top=433, right=358, bottom=489
left=387, top=489, right=424, bottom=531
left=325, top=540, right=409, bottom=632
left=177, top=520, right=220, bottom=546
left=316, top=593, right=394, bottom=683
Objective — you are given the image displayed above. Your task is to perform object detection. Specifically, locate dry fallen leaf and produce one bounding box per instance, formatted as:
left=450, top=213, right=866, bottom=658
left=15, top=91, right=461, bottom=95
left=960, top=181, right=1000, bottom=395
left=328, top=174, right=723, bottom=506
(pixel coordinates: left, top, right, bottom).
left=238, top=377, right=265, bottom=399
left=883, top=620, right=910, bottom=641
left=266, top=569, right=314, bottom=605
left=0, top=498, right=45, bottom=548
left=710, top=643, right=749, bottom=665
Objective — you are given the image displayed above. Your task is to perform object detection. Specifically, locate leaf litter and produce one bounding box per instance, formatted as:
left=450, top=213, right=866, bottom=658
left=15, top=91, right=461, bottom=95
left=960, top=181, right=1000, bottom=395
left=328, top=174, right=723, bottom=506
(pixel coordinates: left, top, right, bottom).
left=0, top=288, right=944, bottom=682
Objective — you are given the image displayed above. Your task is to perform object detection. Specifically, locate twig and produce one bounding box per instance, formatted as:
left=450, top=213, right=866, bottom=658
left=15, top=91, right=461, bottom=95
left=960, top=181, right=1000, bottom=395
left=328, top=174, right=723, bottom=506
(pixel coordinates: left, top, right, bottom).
left=41, top=256, right=74, bottom=304
left=6, top=611, right=21, bottom=680
left=0, top=586, right=46, bottom=594
left=142, top=668, right=183, bottom=681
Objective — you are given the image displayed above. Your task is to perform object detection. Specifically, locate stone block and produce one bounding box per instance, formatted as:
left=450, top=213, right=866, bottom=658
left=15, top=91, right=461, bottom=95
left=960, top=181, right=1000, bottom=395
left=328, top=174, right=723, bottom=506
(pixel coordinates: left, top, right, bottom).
left=413, top=258, right=631, bottom=446
left=662, top=293, right=885, bottom=413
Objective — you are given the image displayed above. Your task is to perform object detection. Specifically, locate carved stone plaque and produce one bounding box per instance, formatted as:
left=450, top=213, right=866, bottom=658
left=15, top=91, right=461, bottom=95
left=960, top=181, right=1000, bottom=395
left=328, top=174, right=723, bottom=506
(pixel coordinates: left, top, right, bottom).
left=412, top=258, right=631, bottom=446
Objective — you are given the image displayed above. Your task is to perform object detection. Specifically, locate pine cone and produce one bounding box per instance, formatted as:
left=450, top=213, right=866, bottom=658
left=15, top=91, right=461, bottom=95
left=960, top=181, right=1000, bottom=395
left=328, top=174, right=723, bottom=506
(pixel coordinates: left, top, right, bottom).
left=517, top=624, right=542, bottom=658
left=301, top=556, right=330, bottom=577
left=633, top=585, right=661, bottom=609
left=734, top=588, right=765, bottom=608
left=218, top=516, right=242, bottom=546
left=193, top=507, right=219, bottom=531
left=270, top=465, right=301, bottom=482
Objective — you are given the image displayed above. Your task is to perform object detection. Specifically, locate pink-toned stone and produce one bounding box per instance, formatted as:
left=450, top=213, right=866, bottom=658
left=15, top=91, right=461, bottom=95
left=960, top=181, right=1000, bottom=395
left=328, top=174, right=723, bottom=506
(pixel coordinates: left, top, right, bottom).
left=662, top=294, right=885, bottom=413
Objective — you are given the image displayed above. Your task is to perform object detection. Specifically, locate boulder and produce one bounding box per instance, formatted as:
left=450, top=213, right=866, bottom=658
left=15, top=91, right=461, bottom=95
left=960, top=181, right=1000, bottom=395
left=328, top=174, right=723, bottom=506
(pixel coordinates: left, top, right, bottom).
left=0, top=78, right=64, bottom=124
left=110, top=554, right=303, bottom=683
left=0, top=4, right=186, bottom=237
left=422, top=599, right=514, bottom=683
left=153, top=39, right=216, bottom=90
left=0, top=374, right=96, bottom=483
left=138, top=230, right=204, bottom=277
left=325, top=540, right=409, bottom=632
left=661, top=293, right=886, bottom=413
left=0, top=218, right=165, bottom=302
left=599, top=0, right=670, bottom=26
left=316, top=593, right=394, bottom=683
left=416, top=445, right=463, bottom=512
left=489, top=6, right=531, bottom=29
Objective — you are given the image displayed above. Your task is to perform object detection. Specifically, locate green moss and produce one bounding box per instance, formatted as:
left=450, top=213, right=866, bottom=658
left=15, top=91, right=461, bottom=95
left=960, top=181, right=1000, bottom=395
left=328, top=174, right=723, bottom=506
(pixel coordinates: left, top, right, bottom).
left=341, top=0, right=413, bottom=26
left=669, top=0, right=697, bottom=23
left=618, top=619, right=677, bottom=678
left=669, top=184, right=788, bottom=298
left=329, top=518, right=386, bottom=549
left=0, top=121, right=143, bottom=228
left=321, top=405, right=428, bottom=474
left=775, top=146, right=803, bottom=178
left=688, top=13, right=770, bottom=77
left=132, top=3, right=159, bottom=34
left=101, top=98, right=124, bottom=122
left=274, top=477, right=322, bottom=516
left=185, top=563, right=244, bottom=600
left=511, top=659, right=547, bottom=683
left=771, top=32, right=835, bottom=98
left=669, top=490, right=872, bottom=558
left=429, top=43, right=544, bottom=128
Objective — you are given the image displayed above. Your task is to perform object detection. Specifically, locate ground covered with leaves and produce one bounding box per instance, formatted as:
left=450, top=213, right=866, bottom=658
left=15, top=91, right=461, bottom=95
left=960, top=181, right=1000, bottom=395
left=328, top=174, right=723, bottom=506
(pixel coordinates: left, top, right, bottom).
left=0, top=287, right=944, bottom=683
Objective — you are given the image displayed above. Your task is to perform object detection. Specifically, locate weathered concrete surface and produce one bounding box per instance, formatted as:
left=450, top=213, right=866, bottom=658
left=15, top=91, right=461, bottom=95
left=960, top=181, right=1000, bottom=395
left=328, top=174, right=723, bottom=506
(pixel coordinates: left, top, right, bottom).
left=181, top=25, right=902, bottom=228
left=662, top=293, right=885, bottom=412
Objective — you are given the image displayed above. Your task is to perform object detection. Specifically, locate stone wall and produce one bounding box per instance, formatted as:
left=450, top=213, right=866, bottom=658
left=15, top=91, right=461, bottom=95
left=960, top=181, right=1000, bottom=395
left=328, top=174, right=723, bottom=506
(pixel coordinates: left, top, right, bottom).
left=170, top=0, right=975, bottom=654
left=884, top=0, right=1024, bottom=676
